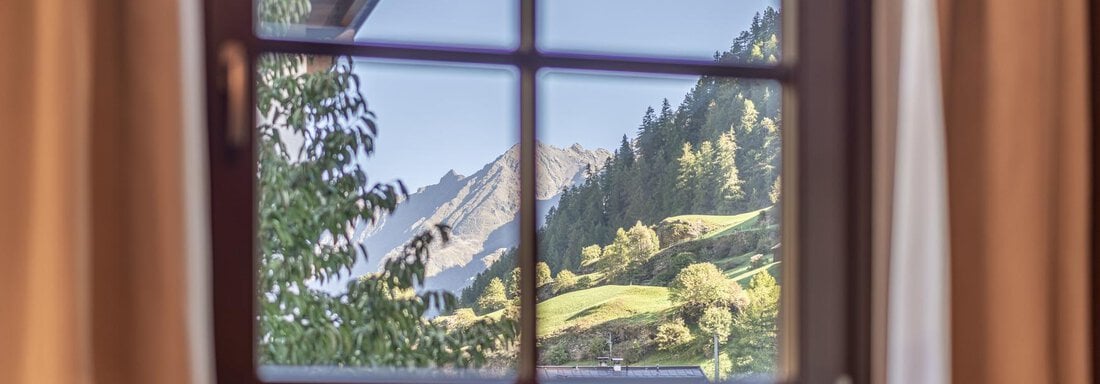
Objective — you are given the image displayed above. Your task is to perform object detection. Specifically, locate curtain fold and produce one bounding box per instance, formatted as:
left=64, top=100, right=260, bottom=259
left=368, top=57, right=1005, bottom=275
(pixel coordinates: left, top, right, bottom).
left=887, top=0, right=949, bottom=382
left=0, top=1, right=94, bottom=382
left=0, top=0, right=209, bottom=383
left=939, top=0, right=1091, bottom=383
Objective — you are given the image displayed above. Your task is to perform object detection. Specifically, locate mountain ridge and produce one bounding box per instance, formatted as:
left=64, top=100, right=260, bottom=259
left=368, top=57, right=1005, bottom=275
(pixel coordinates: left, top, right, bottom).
left=331, top=142, right=611, bottom=294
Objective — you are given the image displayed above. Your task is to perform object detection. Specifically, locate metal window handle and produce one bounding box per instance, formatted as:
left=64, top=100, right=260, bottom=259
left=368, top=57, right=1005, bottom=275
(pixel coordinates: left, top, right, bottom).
left=218, top=41, right=248, bottom=150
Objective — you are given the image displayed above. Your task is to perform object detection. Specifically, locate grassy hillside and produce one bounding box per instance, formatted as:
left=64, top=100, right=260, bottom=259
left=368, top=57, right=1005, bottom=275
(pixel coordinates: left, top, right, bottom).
left=536, top=285, right=672, bottom=336
left=450, top=206, right=781, bottom=381
left=663, top=207, right=770, bottom=240
left=481, top=285, right=673, bottom=334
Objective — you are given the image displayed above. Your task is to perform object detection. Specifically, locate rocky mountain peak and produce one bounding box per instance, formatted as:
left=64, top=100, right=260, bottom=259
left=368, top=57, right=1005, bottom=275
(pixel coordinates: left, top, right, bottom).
left=331, top=142, right=612, bottom=294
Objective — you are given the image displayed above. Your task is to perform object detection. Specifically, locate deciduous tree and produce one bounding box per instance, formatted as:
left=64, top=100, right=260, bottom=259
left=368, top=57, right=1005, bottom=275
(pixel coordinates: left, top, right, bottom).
left=477, top=278, right=509, bottom=313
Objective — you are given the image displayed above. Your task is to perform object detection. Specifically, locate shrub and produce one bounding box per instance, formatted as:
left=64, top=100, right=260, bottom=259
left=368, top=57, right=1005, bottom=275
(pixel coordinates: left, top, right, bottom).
left=655, top=220, right=709, bottom=247
left=669, top=262, right=737, bottom=320
left=502, top=299, right=520, bottom=323
left=542, top=343, right=571, bottom=365
left=729, top=280, right=749, bottom=310
left=654, top=252, right=697, bottom=285
left=580, top=244, right=602, bottom=266
left=700, top=306, right=733, bottom=342
left=655, top=318, right=694, bottom=350
left=587, top=337, right=610, bottom=358
left=447, top=308, right=477, bottom=330
left=576, top=275, right=594, bottom=290
left=553, top=270, right=578, bottom=294
left=536, top=262, right=553, bottom=288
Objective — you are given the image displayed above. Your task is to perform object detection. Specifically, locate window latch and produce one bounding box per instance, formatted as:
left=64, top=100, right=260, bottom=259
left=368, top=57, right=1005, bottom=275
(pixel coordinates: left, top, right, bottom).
left=217, top=40, right=248, bottom=151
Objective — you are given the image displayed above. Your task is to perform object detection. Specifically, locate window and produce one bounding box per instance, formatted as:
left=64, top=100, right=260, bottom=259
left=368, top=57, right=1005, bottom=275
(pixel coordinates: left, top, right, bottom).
left=204, top=0, right=871, bottom=383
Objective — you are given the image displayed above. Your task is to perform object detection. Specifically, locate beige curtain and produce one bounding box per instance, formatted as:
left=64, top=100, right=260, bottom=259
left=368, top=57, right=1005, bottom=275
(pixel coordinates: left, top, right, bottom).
left=0, top=0, right=210, bottom=383
left=939, top=0, right=1091, bottom=383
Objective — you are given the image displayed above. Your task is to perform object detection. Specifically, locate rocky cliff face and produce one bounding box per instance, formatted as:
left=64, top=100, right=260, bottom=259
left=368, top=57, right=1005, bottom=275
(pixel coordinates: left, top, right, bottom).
left=329, top=142, right=610, bottom=293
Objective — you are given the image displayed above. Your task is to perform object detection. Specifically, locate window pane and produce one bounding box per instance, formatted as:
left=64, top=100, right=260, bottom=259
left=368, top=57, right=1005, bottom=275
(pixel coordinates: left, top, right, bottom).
left=256, top=0, right=518, bottom=49
left=535, top=70, right=783, bottom=382
left=538, top=0, right=782, bottom=65
left=254, top=54, right=520, bottom=378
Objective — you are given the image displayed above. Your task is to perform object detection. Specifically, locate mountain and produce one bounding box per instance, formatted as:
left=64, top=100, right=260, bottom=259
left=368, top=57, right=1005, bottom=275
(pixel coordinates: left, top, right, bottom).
left=332, top=142, right=611, bottom=294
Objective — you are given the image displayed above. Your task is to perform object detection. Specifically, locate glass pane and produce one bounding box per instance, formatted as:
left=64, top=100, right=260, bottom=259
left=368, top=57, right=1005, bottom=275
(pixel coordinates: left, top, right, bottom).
left=535, top=70, right=783, bottom=382
left=254, top=54, right=521, bottom=379
left=256, top=0, right=518, bottom=49
left=538, top=0, right=782, bottom=65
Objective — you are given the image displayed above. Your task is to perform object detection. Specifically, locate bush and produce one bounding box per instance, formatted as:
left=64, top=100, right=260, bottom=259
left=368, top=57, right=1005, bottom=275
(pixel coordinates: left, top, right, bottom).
left=576, top=275, right=593, bottom=290
left=580, top=244, right=602, bottom=267
left=655, top=318, right=694, bottom=350
left=542, top=343, right=572, bottom=365
left=700, top=306, right=733, bottom=342
left=502, top=299, right=520, bottom=322
left=669, top=262, right=737, bottom=320
left=653, top=252, right=697, bottom=285
left=553, top=270, right=578, bottom=294
left=587, top=337, right=610, bottom=358
left=450, top=308, right=477, bottom=329
left=655, top=220, right=709, bottom=247
left=536, top=262, right=553, bottom=288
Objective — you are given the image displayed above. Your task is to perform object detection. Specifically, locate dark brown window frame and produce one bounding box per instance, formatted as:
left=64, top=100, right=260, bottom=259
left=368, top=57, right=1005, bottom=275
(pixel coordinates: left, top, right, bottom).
left=203, top=0, right=872, bottom=383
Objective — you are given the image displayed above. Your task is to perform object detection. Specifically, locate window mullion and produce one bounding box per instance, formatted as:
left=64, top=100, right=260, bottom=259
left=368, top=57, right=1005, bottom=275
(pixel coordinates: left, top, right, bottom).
left=517, top=2, right=538, bottom=384
left=517, top=66, right=538, bottom=384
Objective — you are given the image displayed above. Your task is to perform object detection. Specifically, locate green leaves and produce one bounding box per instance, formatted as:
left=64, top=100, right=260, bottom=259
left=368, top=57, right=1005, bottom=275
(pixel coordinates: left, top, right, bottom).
left=655, top=318, right=694, bottom=350
left=728, top=271, right=780, bottom=376
left=254, top=0, right=516, bottom=366
left=476, top=278, right=508, bottom=313
left=668, top=262, right=747, bottom=321
left=700, top=307, right=733, bottom=342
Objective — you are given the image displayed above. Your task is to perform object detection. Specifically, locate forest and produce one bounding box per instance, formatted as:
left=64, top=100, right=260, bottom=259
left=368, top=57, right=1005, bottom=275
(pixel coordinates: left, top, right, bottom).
left=449, top=8, right=784, bottom=380
left=460, top=7, right=780, bottom=305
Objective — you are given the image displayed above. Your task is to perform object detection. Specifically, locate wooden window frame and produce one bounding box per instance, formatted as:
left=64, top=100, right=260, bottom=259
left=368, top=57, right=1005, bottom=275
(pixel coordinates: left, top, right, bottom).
left=202, top=0, right=873, bottom=383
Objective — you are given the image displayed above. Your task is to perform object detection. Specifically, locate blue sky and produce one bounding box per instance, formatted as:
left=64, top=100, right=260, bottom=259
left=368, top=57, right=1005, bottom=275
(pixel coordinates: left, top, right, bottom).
left=353, top=0, right=777, bottom=190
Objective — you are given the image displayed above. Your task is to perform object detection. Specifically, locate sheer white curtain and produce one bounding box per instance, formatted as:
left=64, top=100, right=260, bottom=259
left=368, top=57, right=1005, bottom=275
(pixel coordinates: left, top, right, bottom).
left=0, top=0, right=211, bottom=383
left=887, top=0, right=949, bottom=382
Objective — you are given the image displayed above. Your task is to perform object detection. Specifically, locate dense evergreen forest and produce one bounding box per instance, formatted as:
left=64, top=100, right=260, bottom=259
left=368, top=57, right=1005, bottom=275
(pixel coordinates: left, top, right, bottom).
left=459, top=8, right=781, bottom=307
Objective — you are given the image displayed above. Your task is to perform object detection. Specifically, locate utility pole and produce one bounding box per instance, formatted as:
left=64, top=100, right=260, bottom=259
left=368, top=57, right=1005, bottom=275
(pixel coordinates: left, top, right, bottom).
left=713, top=334, right=719, bottom=382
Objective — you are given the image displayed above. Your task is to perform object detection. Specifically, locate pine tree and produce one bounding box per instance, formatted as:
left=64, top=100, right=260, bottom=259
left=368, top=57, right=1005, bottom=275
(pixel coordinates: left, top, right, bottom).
left=617, top=134, right=636, bottom=168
